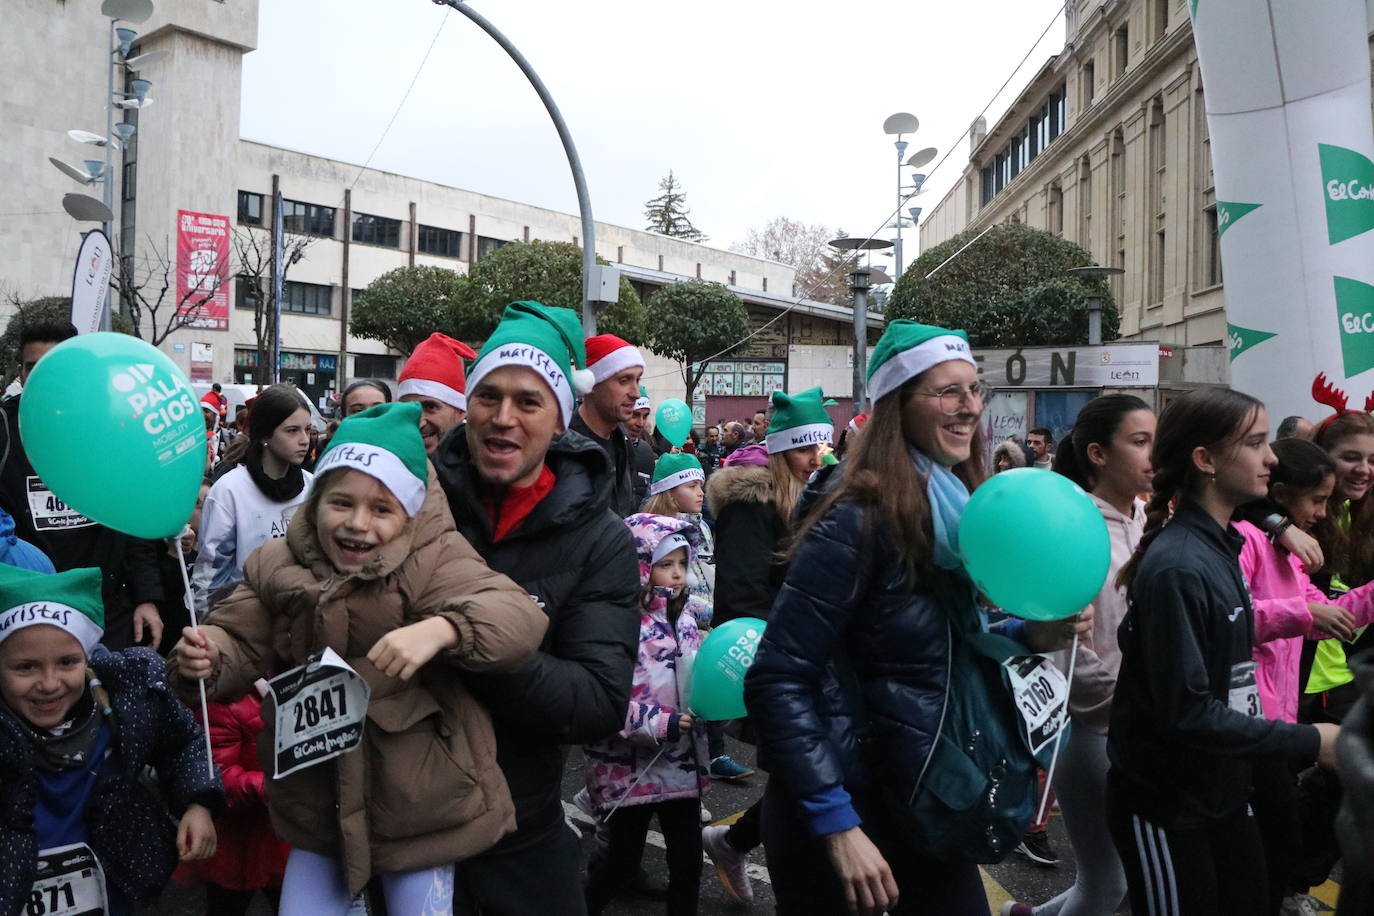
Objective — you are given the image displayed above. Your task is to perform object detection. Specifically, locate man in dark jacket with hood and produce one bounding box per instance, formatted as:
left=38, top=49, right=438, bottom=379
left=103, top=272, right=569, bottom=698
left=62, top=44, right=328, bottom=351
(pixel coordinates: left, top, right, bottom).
left=433, top=302, right=639, bottom=916
left=569, top=333, right=644, bottom=517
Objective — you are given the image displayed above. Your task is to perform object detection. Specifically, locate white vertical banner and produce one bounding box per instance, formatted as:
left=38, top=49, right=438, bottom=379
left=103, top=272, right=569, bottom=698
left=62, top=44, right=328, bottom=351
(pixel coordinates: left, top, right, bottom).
left=69, top=230, right=112, bottom=336
left=1192, top=0, right=1374, bottom=421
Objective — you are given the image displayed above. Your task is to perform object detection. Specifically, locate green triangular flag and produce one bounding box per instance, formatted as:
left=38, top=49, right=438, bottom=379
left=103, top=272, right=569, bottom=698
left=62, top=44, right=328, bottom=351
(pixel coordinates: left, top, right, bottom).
left=1336, top=277, right=1374, bottom=376
left=1227, top=322, right=1277, bottom=361
left=1216, top=201, right=1261, bottom=238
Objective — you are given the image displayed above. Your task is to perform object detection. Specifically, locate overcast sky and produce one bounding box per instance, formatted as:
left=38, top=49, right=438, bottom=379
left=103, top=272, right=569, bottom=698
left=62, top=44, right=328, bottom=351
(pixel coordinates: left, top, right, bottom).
left=240, top=0, right=1067, bottom=268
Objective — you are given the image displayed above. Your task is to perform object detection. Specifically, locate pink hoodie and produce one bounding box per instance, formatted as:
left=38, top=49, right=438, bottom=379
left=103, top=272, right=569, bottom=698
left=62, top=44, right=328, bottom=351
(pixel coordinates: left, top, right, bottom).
left=1235, top=520, right=1374, bottom=723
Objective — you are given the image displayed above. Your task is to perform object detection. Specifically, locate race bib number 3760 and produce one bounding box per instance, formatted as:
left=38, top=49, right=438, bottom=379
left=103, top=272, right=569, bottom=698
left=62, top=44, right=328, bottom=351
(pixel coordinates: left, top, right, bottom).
left=1003, top=654, right=1070, bottom=755
left=269, top=648, right=370, bottom=779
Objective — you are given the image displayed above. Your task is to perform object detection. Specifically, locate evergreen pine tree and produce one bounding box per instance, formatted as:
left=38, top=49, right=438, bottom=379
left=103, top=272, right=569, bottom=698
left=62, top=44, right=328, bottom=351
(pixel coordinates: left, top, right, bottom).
left=643, top=171, right=707, bottom=241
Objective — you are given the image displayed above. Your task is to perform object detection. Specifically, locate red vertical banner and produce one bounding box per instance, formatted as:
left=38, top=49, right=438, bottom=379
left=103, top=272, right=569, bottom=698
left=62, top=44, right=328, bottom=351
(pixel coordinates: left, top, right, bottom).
left=176, top=210, right=230, bottom=330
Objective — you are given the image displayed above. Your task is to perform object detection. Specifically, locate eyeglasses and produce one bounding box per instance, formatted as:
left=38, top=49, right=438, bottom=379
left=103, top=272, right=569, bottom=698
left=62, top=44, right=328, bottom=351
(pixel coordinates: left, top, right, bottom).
left=912, top=381, right=993, bottom=415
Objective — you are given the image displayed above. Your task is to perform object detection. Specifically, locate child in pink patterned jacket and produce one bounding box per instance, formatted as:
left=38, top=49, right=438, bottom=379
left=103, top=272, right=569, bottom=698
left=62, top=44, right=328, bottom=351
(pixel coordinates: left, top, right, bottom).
left=583, top=513, right=709, bottom=916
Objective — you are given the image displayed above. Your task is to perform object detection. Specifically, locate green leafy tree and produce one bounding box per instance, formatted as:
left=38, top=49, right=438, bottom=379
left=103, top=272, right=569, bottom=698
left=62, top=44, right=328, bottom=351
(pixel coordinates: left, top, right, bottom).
left=467, top=240, right=650, bottom=344
left=645, top=280, right=751, bottom=400
left=0, top=295, right=133, bottom=391
left=643, top=171, right=707, bottom=242
left=351, top=265, right=495, bottom=355
left=886, top=224, right=1117, bottom=346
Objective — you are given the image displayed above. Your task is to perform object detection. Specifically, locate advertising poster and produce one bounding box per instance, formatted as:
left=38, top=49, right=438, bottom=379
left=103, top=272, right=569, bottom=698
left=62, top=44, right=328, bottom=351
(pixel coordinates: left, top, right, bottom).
left=175, top=210, right=230, bottom=331
left=190, top=342, right=213, bottom=383
left=1191, top=0, right=1374, bottom=421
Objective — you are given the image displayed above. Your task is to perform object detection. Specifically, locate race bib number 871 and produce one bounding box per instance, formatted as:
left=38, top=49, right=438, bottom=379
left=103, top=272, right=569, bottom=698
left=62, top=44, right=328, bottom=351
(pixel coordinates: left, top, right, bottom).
left=30, top=843, right=106, bottom=916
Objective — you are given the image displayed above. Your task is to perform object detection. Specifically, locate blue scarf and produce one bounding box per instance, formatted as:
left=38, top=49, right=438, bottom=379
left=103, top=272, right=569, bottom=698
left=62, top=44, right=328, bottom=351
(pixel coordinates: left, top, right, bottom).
left=912, top=450, right=970, bottom=572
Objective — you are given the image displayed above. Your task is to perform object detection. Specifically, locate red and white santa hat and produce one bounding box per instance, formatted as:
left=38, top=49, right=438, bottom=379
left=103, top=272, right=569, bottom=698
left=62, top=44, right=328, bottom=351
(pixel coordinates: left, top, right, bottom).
left=398, top=333, right=478, bottom=410
left=584, top=334, right=645, bottom=386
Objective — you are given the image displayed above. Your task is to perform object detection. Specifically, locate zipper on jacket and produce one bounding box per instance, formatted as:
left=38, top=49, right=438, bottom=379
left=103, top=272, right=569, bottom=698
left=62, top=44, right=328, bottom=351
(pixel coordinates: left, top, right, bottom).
left=910, top=617, right=953, bottom=805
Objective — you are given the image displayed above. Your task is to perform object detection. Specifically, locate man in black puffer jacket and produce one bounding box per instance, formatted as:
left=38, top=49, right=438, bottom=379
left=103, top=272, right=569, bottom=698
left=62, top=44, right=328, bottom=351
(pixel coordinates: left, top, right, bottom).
left=432, top=301, right=640, bottom=916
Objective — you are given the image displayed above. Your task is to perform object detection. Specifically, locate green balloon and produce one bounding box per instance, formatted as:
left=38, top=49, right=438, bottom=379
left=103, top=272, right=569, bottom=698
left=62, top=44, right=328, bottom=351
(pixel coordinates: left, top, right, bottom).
left=689, top=617, right=766, bottom=719
left=656, top=398, right=693, bottom=448
left=958, top=468, right=1110, bottom=621
left=19, top=333, right=207, bottom=539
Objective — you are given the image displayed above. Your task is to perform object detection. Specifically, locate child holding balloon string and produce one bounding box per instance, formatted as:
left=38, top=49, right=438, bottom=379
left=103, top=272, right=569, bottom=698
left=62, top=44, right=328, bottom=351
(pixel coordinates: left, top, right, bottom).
left=172, top=402, right=549, bottom=916
left=583, top=513, right=711, bottom=916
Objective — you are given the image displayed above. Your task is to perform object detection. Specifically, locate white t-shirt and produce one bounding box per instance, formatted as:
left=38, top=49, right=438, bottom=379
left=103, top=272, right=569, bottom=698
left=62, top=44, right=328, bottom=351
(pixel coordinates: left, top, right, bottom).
left=191, top=464, right=313, bottom=615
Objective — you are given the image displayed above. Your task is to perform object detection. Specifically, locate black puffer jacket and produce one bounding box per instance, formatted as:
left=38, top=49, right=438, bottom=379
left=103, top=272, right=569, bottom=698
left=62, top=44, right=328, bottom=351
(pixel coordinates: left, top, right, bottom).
left=0, top=647, right=223, bottom=916
left=706, top=464, right=789, bottom=625
left=433, top=425, right=640, bottom=846
left=745, top=493, right=971, bottom=821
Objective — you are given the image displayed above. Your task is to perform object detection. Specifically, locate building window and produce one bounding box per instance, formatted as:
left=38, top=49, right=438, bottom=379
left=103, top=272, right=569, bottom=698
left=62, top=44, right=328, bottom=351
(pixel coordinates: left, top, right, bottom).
left=235, top=275, right=261, bottom=311
left=1147, top=98, right=1167, bottom=306
left=1203, top=205, right=1223, bottom=286
left=237, top=191, right=263, bottom=226
left=1077, top=156, right=1093, bottom=253
left=475, top=236, right=507, bottom=260
left=980, top=167, right=995, bottom=206
left=283, top=199, right=335, bottom=238
left=1152, top=0, right=1169, bottom=42
left=283, top=281, right=332, bottom=316
left=417, top=225, right=464, bottom=259
left=354, top=354, right=398, bottom=379
left=1052, top=88, right=1066, bottom=140
left=1113, top=25, right=1129, bottom=79
left=352, top=213, right=401, bottom=248
left=1048, top=182, right=1064, bottom=236
left=1082, top=61, right=1096, bottom=108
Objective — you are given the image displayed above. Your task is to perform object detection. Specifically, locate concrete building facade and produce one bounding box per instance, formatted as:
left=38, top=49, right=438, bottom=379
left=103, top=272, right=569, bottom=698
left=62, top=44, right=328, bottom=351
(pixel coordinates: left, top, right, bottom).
left=920, top=0, right=1374, bottom=360
left=5, top=0, right=878, bottom=423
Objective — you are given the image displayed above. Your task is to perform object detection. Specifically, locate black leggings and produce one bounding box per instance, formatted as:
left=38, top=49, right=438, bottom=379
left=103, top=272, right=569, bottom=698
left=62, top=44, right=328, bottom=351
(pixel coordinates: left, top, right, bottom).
left=1108, top=790, right=1267, bottom=916
left=585, top=797, right=703, bottom=916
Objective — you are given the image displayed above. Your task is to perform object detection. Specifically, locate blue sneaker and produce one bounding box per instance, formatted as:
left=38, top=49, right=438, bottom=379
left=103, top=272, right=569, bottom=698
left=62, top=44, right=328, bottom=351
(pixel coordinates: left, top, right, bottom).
left=709, top=755, right=756, bottom=781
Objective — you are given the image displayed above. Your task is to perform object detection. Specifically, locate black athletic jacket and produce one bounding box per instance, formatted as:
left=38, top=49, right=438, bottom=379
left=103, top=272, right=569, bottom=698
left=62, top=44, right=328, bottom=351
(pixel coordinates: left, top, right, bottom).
left=1108, top=499, right=1321, bottom=827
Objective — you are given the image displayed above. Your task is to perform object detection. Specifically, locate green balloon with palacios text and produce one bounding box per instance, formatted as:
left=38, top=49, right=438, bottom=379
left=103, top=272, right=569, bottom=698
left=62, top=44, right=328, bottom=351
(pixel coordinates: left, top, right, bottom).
left=19, top=333, right=206, bottom=539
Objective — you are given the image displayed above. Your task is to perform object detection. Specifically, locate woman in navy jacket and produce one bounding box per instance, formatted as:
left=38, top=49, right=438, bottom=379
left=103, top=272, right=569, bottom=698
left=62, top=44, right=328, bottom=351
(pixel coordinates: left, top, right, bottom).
left=744, top=322, right=1083, bottom=916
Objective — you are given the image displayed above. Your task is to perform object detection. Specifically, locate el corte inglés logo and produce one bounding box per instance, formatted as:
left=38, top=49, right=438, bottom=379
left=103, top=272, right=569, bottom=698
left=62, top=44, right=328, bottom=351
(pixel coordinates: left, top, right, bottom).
left=1319, top=144, right=1374, bottom=244
left=1335, top=276, right=1374, bottom=377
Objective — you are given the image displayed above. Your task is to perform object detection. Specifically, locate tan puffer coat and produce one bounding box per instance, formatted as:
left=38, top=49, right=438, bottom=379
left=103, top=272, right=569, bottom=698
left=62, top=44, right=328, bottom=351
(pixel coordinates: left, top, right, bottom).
left=170, top=468, right=547, bottom=895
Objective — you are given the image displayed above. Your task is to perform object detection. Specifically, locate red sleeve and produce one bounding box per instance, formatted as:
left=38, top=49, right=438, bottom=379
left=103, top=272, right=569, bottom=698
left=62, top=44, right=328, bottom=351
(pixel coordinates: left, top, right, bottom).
left=206, top=698, right=266, bottom=808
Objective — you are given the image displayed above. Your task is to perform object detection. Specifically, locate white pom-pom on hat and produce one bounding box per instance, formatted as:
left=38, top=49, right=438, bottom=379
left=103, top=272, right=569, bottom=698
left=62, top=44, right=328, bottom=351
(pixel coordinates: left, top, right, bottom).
left=572, top=367, right=597, bottom=396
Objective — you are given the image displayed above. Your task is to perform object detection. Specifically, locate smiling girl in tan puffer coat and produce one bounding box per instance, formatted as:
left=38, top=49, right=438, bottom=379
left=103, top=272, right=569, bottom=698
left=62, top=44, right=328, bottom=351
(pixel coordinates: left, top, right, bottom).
left=172, top=402, right=546, bottom=916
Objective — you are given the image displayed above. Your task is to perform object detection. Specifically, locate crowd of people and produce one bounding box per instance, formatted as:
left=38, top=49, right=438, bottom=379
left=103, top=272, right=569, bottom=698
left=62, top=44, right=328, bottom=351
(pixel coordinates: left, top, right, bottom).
left=0, top=307, right=1370, bottom=916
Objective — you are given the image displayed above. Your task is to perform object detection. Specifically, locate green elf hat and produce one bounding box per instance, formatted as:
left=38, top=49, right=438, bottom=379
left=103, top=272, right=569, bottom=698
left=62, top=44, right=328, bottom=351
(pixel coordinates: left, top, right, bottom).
left=314, top=402, right=428, bottom=516
left=464, top=301, right=595, bottom=427
left=765, top=386, right=833, bottom=454
left=634, top=385, right=651, bottom=413
left=649, top=452, right=704, bottom=495
left=0, top=566, right=104, bottom=655
left=867, top=319, right=975, bottom=404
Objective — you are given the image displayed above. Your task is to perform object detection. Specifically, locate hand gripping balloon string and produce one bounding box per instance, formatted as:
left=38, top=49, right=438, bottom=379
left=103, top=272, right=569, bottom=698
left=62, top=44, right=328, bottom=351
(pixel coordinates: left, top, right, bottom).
left=174, top=535, right=216, bottom=781
left=602, top=744, right=669, bottom=823
left=1036, top=632, right=1077, bottom=824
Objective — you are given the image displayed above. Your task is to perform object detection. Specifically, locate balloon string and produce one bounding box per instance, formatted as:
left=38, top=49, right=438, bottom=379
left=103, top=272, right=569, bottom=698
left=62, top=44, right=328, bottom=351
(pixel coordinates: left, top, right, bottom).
left=174, top=535, right=216, bottom=781
left=602, top=744, right=669, bottom=822
left=1036, top=632, right=1077, bottom=824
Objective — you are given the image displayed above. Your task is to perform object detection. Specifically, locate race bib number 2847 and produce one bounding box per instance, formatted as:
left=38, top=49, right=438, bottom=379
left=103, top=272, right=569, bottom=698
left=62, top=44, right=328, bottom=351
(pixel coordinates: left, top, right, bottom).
left=269, top=648, right=370, bottom=779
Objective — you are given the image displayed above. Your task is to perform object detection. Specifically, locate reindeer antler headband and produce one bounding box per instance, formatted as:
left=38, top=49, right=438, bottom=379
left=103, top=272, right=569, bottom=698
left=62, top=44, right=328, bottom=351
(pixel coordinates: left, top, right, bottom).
left=1312, top=371, right=1374, bottom=432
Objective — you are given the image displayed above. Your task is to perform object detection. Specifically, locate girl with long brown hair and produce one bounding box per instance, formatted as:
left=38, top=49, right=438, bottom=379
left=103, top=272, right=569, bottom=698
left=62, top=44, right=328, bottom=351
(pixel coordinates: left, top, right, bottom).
left=745, top=321, right=1084, bottom=915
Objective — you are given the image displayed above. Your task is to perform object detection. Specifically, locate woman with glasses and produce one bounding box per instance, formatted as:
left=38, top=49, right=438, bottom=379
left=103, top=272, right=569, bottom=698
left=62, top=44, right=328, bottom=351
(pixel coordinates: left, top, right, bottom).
left=745, top=321, right=1084, bottom=916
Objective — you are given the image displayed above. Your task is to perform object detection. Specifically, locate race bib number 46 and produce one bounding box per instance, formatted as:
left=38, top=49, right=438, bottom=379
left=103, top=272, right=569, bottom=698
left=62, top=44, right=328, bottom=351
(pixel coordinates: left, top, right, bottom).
left=269, top=648, right=370, bottom=779
left=26, top=478, right=94, bottom=532
left=1003, top=655, right=1070, bottom=755
left=30, top=843, right=106, bottom=916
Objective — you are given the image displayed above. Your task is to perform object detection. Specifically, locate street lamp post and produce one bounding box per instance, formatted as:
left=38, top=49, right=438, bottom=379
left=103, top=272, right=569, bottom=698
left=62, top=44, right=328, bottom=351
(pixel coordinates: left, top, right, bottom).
left=830, top=237, right=894, bottom=417
left=1064, top=265, right=1125, bottom=346
left=430, top=0, right=611, bottom=335
left=882, top=113, right=938, bottom=281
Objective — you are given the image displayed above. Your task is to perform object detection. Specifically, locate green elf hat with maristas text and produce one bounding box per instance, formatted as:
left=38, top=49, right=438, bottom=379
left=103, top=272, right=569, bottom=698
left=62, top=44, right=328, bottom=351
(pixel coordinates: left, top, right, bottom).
left=765, top=387, right=833, bottom=454
left=867, top=319, right=977, bottom=404
left=0, top=566, right=104, bottom=656
left=314, top=402, right=429, bottom=517
left=464, top=301, right=596, bottom=428
left=649, top=452, right=705, bottom=495
left=634, top=385, right=651, bottom=413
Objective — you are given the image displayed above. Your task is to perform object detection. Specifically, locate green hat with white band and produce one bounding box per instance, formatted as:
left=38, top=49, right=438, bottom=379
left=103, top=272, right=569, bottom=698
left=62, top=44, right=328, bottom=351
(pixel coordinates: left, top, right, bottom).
left=765, top=387, right=833, bottom=454
left=867, top=320, right=976, bottom=404
left=464, top=301, right=595, bottom=427
left=649, top=452, right=704, bottom=495
left=314, top=402, right=428, bottom=516
left=634, top=385, right=651, bottom=413
left=0, top=566, right=104, bottom=656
